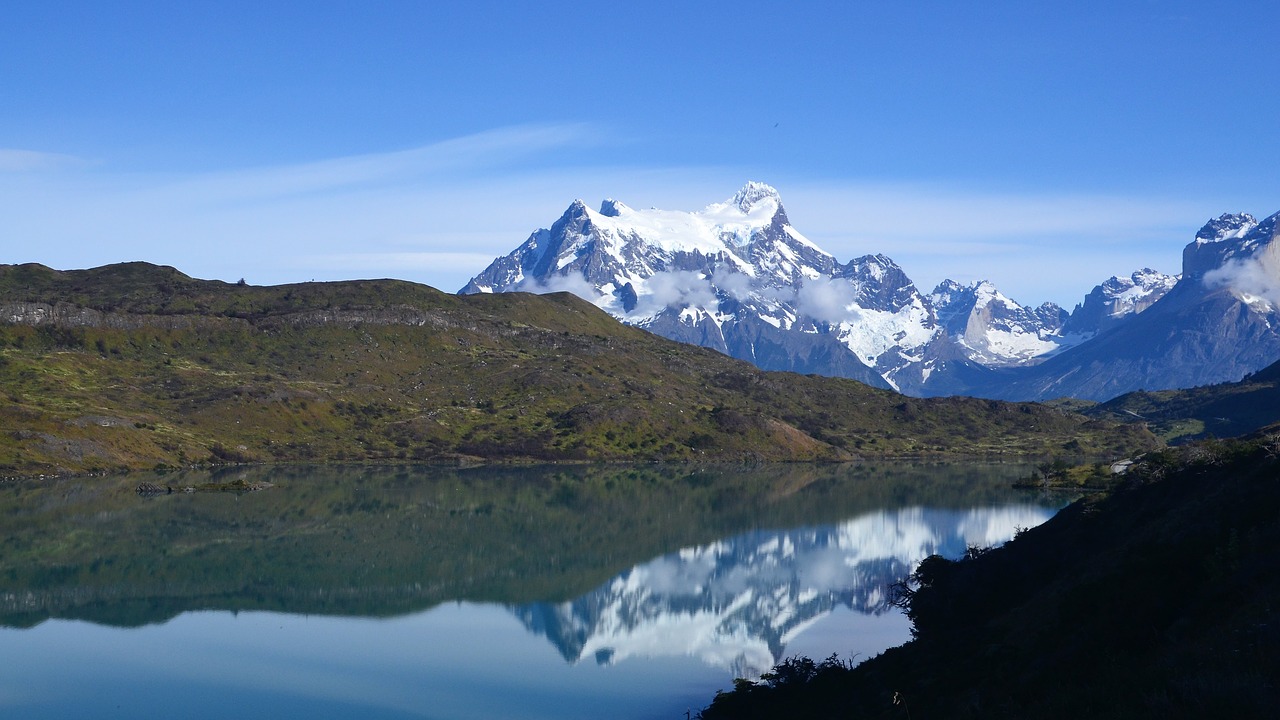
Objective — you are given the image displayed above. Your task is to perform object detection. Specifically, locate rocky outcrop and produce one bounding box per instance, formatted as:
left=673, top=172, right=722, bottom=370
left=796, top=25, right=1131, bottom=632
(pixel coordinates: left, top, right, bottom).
left=1, top=301, right=240, bottom=331
left=1, top=301, right=457, bottom=332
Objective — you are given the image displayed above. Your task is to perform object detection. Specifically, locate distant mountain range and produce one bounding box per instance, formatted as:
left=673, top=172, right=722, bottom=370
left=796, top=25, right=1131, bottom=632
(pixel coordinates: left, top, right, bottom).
left=464, top=184, right=1279, bottom=401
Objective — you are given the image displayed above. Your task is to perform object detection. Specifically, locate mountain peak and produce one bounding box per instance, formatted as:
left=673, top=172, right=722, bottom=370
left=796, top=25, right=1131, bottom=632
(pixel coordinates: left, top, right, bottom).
left=1184, top=211, right=1273, bottom=279
left=598, top=198, right=630, bottom=217
left=1131, top=267, right=1172, bottom=284
left=1195, top=213, right=1257, bottom=244
left=731, top=181, right=781, bottom=212
left=930, top=279, right=965, bottom=297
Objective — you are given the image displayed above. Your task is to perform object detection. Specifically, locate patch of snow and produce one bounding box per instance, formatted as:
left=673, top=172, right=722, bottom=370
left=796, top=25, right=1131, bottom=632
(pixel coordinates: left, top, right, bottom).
left=784, top=225, right=826, bottom=253
left=833, top=300, right=934, bottom=365
left=971, top=327, right=1063, bottom=363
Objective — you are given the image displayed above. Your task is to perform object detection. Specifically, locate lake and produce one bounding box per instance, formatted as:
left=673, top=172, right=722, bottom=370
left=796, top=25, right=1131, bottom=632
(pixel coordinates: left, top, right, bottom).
left=0, top=462, right=1065, bottom=719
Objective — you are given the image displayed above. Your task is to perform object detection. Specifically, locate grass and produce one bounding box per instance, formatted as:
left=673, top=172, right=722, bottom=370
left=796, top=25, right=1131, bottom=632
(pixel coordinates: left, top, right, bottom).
left=0, top=262, right=1159, bottom=476
left=1087, top=360, right=1280, bottom=444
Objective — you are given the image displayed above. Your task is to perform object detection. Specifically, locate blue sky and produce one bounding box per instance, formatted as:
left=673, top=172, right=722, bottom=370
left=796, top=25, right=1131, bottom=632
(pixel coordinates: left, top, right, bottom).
left=1, top=1, right=1276, bottom=307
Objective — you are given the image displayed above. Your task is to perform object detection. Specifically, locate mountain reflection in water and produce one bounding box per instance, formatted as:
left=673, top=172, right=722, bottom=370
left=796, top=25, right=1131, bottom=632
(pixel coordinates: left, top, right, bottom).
left=0, top=462, right=1065, bottom=720
left=516, top=505, right=1051, bottom=678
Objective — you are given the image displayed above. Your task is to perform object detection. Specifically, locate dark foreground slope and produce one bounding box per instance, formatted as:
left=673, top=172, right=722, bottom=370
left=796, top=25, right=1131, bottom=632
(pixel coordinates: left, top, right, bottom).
left=0, top=263, right=1154, bottom=476
left=700, top=432, right=1280, bottom=719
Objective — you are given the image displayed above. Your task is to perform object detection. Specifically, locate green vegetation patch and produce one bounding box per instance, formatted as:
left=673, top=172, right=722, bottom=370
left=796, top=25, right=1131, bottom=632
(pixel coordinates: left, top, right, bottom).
left=1088, top=361, right=1280, bottom=444
left=1, top=262, right=1157, bottom=476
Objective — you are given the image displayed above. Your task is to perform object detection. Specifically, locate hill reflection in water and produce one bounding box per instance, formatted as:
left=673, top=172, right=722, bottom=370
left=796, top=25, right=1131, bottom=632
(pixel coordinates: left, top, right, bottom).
left=0, top=462, right=1064, bottom=719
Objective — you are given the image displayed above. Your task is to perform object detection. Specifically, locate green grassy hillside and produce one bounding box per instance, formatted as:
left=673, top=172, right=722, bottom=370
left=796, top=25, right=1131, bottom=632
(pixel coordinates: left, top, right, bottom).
left=0, top=262, right=1155, bottom=476
left=1087, top=358, right=1280, bottom=443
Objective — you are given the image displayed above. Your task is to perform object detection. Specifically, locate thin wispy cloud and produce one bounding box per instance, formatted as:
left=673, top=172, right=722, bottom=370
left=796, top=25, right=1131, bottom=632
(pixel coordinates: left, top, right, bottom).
left=148, top=123, right=602, bottom=204
left=0, top=124, right=605, bottom=287
left=0, top=148, right=90, bottom=173
left=0, top=126, right=1242, bottom=306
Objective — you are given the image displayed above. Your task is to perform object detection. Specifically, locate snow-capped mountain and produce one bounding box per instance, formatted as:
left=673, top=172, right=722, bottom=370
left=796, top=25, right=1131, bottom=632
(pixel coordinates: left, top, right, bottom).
left=463, top=184, right=1277, bottom=401
left=463, top=182, right=899, bottom=389
left=463, top=182, right=1084, bottom=395
left=930, top=280, right=1074, bottom=367
left=982, top=212, right=1280, bottom=401
left=511, top=504, right=1053, bottom=679
left=1062, top=268, right=1180, bottom=337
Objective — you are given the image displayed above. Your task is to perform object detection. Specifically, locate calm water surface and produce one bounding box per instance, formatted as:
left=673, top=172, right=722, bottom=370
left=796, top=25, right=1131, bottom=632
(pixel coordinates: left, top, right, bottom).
left=0, top=462, right=1064, bottom=719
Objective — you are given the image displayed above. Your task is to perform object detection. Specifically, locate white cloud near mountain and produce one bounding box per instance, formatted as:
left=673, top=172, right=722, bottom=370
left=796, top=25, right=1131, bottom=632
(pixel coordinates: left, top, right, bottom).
left=796, top=276, right=862, bottom=325
left=640, top=270, right=719, bottom=314
left=1203, top=249, right=1280, bottom=309
left=710, top=268, right=755, bottom=301
left=516, top=273, right=602, bottom=304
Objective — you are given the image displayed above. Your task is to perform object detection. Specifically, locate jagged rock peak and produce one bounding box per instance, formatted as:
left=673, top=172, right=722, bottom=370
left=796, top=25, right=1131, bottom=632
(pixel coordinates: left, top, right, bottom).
left=932, top=279, right=965, bottom=295
left=731, top=181, right=782, bottom=212
left=929, top=279, right=999, bottom=306
left=598, top=198, right=630, bottom=217
left=1060, top=266, right=1179, bottom=338
left=1195, top=213, right=1258, bottom=243
left=1082, top=269, right=1177, bottom=305
left=1130, top=267, right=1177, bottom=285
left=1184, top=211, right=1274, bottom=279
left=846, top=253, right=904, bottom=277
